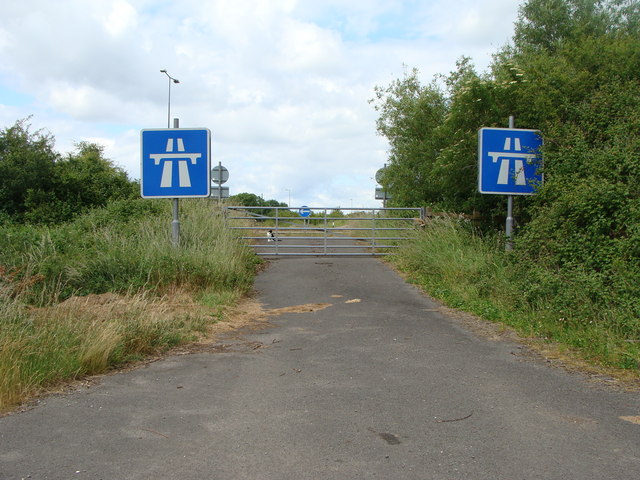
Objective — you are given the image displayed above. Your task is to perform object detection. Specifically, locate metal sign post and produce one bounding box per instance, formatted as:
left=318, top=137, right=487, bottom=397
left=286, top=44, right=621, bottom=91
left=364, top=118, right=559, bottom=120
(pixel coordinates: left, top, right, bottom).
left=506, top=116, right=515, bottom=250
left=217, top=161, right=222, bottom=202
left=172, top=118, right=180, bottom=247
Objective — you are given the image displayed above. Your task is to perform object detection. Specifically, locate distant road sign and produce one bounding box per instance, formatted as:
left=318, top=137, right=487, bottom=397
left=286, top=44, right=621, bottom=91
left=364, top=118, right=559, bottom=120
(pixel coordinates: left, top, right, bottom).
left=141, top=128, right=211, bottom=198
left=478, top=128, right=543, bottom=195
left=211, top=165, right=229, bottom=184
left=298, top=206, right=312, bottom=217
left=375, top=188, right=391, bottom=200
left=375, top=167, right=387, bottom=185
left=210, top=186, right=230, bottom=198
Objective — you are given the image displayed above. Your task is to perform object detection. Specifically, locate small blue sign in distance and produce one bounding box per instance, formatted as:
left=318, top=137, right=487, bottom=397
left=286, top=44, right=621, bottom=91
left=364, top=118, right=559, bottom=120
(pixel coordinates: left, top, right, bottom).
left=141, top=128, right=211, bottom=198
left=298, top=206, right=312, bottom=217
left=478, top=128, right=543, bottom=195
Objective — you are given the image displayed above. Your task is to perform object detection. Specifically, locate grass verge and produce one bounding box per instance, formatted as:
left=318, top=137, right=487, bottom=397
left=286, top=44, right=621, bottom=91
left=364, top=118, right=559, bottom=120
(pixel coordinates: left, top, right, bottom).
left=390, top=218, right=640, bottom=377
left=0, top=198, right=260, bottom=413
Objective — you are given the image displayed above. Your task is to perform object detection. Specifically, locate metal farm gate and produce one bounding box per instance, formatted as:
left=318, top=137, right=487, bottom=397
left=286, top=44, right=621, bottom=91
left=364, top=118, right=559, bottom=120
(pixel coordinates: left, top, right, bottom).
left=224, top=206, right=424, bottom=257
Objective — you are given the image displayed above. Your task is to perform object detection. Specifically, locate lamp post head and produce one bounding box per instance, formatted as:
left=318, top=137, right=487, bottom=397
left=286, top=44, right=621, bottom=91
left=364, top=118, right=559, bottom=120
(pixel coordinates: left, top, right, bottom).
left=160, top=69, right=179, bottom=128
left=160, top=69, right=178, bottom=82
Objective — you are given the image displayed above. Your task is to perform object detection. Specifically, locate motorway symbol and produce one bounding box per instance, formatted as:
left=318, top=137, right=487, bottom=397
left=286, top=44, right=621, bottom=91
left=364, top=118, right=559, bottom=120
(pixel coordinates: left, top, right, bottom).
left=478, top=128, right=543, bottom=195
left=141, top=128, right=211, bottom=198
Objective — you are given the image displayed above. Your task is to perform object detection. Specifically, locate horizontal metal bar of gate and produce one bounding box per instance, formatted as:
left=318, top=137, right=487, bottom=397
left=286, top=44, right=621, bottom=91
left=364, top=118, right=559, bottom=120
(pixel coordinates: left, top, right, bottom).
left=224, top=206, right=424, bottom=257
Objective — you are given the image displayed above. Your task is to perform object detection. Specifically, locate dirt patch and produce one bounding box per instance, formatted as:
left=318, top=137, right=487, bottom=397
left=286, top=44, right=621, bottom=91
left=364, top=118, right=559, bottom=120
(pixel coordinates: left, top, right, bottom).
left=620, top=416, right=640, bottom=425
left=137, top=299, right=332, bottom=357
left=265, top=303, right=332, bottom=315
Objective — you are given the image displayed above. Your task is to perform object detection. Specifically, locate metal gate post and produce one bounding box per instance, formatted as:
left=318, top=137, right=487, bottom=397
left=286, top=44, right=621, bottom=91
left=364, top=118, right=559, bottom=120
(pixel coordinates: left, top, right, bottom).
left=323, top=209, right=328, bottom=255
left=371, top=209, right=376, bottom=254
left=275, top=207, right=279, bottom=255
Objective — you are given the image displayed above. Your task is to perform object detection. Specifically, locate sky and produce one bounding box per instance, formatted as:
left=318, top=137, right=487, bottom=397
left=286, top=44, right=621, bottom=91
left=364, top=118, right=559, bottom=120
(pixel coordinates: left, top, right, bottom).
left=0, top=0, right=522, bottom=209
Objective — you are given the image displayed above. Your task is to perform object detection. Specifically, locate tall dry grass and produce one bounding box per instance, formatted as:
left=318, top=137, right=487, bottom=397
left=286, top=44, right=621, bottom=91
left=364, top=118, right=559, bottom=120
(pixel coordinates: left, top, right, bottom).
left=0, top=198, right=259, bottom=412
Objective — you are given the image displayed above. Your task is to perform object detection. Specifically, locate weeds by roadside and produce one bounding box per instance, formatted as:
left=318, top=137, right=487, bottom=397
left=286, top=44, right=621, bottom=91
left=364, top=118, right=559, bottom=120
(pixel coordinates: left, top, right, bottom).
left=391, top=218, right=640, bottom=374
left=0, top=198, right=259, bottom=413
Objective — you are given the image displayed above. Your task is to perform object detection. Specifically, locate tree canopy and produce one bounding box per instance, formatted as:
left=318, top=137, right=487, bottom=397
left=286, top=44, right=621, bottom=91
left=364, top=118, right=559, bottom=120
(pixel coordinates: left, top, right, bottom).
left=0, top=119, right=137, bottom=224
left=372, top=0, right=640, bottom=316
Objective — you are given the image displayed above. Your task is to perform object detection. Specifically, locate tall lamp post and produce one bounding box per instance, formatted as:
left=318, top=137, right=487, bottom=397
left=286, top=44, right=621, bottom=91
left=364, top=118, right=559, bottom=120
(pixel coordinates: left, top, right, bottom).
left=160, top=69, right=180, bottom=246
left=160, top=69, right=179, bottom=128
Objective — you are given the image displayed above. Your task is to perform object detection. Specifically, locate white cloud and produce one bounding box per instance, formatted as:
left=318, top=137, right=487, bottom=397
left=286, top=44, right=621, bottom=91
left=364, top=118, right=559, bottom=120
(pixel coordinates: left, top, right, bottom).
left=104, top=0, right=139, bottom=37
left=0, top=0, right=521, bottom=208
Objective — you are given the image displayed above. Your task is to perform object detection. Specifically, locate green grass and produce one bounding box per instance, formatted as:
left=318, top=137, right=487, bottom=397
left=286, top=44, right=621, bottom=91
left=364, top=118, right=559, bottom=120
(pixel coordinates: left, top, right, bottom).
left=390, top=218, right=640, bottom=372
left=0, top=198, right=260, bottom=412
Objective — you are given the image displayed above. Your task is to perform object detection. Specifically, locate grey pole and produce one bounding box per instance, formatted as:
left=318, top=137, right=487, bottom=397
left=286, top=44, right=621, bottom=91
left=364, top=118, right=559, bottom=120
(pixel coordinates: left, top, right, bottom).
left=275, top=207, right=279, bottom=255
left=160, top=70, right=179, bottom=128
left=323, top=208, right=328, bottom=255
left=172, top=117, right=180, bottom=247
left=217, top=161, right=222, bottom=203
left=505, top=115, right=515, bottom=251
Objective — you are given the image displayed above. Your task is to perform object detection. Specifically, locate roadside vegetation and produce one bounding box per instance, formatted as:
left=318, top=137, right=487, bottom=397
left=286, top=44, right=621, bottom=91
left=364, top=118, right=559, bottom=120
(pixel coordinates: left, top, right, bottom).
left=375, top=0, right=640, bottom=373
left=392, top=219, right=640, bottom=372
left=0, top=197, right=258, bottom=412
left=0, top=120, right=259, bottom=412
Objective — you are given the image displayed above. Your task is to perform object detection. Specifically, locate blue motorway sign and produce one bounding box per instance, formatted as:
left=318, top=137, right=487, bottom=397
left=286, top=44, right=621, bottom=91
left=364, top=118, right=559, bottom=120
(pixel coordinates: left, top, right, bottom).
left=478, top=128, right=543, bottom=195
left=141, top=128, right=211, bottom=198
left=298, top=206, right=312, bottom=217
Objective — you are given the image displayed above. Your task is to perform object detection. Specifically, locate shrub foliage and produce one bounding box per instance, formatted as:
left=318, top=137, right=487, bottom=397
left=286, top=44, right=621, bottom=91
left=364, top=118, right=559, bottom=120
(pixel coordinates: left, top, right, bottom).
left=373, top=0, right=640, bottom=365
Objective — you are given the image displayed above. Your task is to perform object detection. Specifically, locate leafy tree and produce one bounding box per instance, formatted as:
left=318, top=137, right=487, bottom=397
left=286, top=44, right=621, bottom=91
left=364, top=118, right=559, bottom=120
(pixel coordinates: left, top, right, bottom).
left=228, top=192, right=287, bottom=217
left=370, top=68, right=448, bottom=207
left=0, top=119, right=137, bottom=224
left=372, top=0, right=640, bottom=321
left=24, top=142, right=137, bottom=223
left=370, top=61, right=513, bottom=222
left=229, top=192, right=264, bottom=207
left=0, top=119, right=58, bottom=221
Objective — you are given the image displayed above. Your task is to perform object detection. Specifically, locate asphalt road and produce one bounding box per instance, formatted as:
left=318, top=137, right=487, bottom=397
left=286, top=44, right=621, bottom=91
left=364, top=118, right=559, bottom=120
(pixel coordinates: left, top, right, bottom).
left=1, top=256, right=639, bottom=479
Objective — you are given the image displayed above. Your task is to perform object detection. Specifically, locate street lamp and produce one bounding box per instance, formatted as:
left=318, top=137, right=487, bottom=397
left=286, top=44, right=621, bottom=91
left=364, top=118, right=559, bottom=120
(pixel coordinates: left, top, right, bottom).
left=160, top=69, right=179, bottom=128
left=160, top=69, right=181, bottom=247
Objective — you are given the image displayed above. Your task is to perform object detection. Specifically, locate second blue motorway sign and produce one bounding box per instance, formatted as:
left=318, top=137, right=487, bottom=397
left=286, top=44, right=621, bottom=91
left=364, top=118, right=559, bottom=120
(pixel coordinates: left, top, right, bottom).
left=478, top=127, right=543, bottom=195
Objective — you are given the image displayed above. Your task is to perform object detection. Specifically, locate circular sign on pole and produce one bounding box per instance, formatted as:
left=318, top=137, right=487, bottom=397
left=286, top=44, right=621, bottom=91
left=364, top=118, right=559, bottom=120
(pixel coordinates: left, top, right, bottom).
left=298, top=206, right=312, bottom=217
left=211, top=165, right=229, bottom=184
left=375, top=167, right=386, bottom=185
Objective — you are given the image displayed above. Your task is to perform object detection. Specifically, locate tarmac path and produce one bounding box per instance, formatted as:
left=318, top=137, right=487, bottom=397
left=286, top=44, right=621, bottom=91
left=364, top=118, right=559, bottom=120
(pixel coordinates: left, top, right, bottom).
left=1, top=256, right=639, bottom=479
